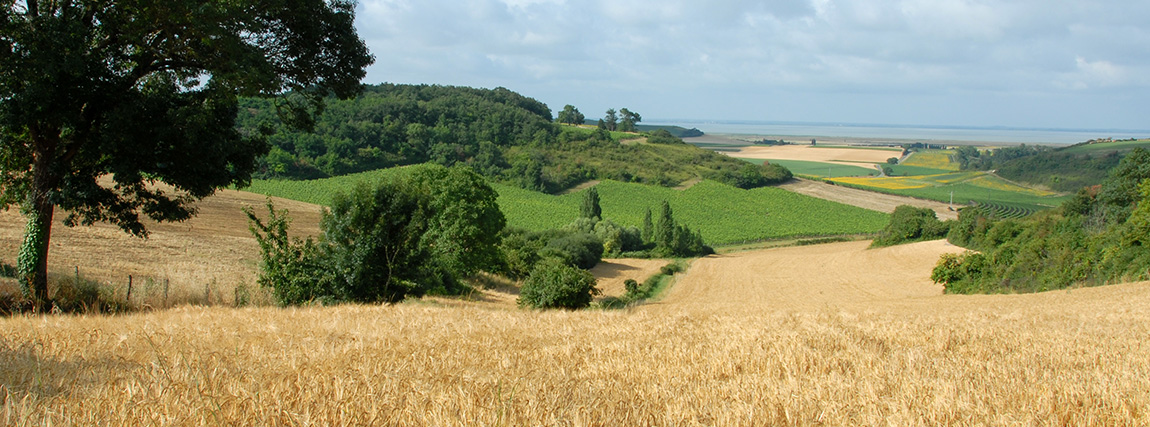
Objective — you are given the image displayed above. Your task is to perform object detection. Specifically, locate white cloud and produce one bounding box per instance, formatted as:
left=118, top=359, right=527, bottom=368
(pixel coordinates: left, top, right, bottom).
left=353, top=0, right=1150, bottom=128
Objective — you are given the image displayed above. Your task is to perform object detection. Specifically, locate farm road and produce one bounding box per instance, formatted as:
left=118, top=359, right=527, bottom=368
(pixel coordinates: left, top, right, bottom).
left=778, top=178, right=958, bottom=220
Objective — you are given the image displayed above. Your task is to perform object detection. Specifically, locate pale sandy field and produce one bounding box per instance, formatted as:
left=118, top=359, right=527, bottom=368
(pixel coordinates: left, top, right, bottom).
left=727, top=145, right=901, bottom=164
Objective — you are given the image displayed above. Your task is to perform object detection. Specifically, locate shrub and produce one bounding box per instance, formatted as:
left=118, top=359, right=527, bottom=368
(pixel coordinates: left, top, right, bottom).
left=540, top=232, right=603, bottom=269
left=623, top=279, right=639, bottom=296
left=247, top=164, right=506, bottom=306
left=871, top=205, right=950, bottom=248
left=518, top=259, right=601, bottom=309
left=659, top=263, right=683, bottom=276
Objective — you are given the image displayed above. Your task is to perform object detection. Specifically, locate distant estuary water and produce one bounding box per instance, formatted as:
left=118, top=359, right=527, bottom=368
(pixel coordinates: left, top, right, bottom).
left=651, top=120, right=1149, bottom=145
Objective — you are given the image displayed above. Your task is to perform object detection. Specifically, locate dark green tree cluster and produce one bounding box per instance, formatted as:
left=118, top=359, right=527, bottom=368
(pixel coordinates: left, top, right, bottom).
left=241, top=84, right=783, bottom=194
left=597, top=108, right=641, bottom=132
left=870, top=205, right=950, bottom=248
left=650, top=201, right=713, bottom=258
left=952, top=143, right=1124, bottom=193
left=556, top=104, right=585, bottom=126
left=1, top=0, right=372, bottom=306
left=247, top=165, right=505, bottom=305
left=934, top=148, right=1150, bottom=293
left=707, top=162, right=793, bottom=189
left=237, top=84, right=554, bottom=179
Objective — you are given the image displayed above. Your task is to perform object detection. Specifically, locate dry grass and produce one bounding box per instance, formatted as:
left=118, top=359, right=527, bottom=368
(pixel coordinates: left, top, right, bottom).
left=3, top=240, right=1149, bottom=425
left=0, top=189, right=323, bottom=309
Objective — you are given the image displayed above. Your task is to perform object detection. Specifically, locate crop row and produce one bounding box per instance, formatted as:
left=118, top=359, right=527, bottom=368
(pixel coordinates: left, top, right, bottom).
left=970, top=202, right=1036, bottom=219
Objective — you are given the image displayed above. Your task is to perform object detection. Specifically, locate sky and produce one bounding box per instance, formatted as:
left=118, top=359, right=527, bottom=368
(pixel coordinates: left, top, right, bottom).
left=353, top=0, right=1150, bottom=131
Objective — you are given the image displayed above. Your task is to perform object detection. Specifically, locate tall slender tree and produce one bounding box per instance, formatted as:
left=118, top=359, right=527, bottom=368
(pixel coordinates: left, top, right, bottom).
left=0, top=0, right=373, bottom=306
left=580, top=186, right=601, bottom=220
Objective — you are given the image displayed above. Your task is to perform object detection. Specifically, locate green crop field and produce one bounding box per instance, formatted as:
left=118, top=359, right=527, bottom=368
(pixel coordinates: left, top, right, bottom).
left=244, top=169, right=890, bottom=246
left=829, top=172, right=1069, bottom=211
left=887, top=164, right=953, bottom=176
left=741, top=158, right=878, bottom=178
left=498, top=180, right=889, bottom=245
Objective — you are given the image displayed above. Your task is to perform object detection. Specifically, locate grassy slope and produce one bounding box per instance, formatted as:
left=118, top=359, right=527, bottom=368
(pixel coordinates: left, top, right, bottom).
left=742, top=158, right=878, bottom=178
left=244, top=171, right=889, bottom=245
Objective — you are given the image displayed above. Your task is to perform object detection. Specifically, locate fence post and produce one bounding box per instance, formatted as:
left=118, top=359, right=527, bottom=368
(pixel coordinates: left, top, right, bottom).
left=126, top=275, right=133, bottom=302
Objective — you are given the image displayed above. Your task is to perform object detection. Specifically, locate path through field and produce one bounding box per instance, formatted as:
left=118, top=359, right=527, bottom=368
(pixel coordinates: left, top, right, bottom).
left=778, top=178, right=959, bottom=220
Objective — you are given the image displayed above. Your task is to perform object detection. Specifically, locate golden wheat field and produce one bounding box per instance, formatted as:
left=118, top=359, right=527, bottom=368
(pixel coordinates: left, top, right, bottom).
left=3, top=237, right=1149, bottom=426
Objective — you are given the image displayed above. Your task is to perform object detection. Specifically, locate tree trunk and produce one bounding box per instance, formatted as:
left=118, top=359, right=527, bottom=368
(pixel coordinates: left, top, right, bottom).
left=17, top=130, right=60, bottom=310
left=17, top=199, right=53, bottom=307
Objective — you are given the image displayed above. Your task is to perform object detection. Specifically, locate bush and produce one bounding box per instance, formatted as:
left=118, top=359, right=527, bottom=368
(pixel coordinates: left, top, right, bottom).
left=518, top=259, right=601, bottom=309
left=659, top=263, right=683, bottom=276
left=247, top=164, right=506, bottom=306
left=871, top=205, right=950, bottom=248
left=623, top=279, right=639, bottom=295
left=540, top=232, right=603, bottom=269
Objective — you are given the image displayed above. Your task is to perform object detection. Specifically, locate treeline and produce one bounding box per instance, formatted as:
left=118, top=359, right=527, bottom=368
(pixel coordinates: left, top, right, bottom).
left=933, top=148, right=1150, bottom=293
left=952, top=144, right=1123, bottom=193
left=239, top=84, right=786, bottom=193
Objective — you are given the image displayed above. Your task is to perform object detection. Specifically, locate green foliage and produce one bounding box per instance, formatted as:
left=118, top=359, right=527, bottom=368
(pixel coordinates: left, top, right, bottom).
left=887, top=157, right=900, bottom=165
left=935, top=149, right=1150, bottom=293
left=602, top=109, right=618, bottom=131
left=247, top=165, right=504, bottom=305
left=2, top=0, right=372, bottom=302
left=245, top=201, right=333, bottom=305
left=645, top=129, right=683, bottom=145
left=557, top=105, right=585, bottom=125
left=622, top=261, right=686, bottom=303
left=540, top=232, right=604, bottom=270
left=517, top=258, right=601, bottom=310
left=581, top=187, right=602, bottom=219
left=249, top=173, right=891, bottom=246
left=952, top=141, right=1150, bottom=193
left=707, top=162, right=794, bottom=189
left=871, top=205, right=950, bottom=248
left=16, top=207, right=46, bottom=299
left=618, top=108, right=641, bottom=133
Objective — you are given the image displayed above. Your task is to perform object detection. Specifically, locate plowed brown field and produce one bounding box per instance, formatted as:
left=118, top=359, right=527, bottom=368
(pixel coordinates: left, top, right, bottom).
left=4, top=237, right=1149, bottom=425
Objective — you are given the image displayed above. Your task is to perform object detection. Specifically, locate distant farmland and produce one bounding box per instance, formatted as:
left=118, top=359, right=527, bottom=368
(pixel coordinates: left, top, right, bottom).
left=245, top=172, right=890, bottom=246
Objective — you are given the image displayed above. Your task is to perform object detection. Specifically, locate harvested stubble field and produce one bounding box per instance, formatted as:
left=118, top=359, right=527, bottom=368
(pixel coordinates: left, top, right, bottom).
left=729, top=145, right=900, bottom=165
left=3, top=240, right=1149, bottom=425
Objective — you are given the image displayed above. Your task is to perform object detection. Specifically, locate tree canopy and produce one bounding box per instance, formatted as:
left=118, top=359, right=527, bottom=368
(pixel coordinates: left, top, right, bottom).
left=0, top=0, right=373, bottom=305
left=248, top=164, right=506, bottom=305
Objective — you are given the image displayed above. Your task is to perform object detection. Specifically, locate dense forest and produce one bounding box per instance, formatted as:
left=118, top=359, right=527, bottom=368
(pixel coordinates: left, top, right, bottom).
left=237, top=84, right=783, bottom=193
left=934, top=148, right=1150, bottom=293
left=952, top=144, right=1124, bottom=193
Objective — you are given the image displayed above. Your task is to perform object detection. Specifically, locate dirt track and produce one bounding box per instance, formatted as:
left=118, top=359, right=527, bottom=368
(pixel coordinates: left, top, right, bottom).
left=778, top=178, right=959, bottom=220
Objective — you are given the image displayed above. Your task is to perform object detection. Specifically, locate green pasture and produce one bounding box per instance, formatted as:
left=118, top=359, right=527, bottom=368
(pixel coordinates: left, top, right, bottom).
left=244, top=169, right=890, bottom=246
left=739, top=158, right=878, bottom=178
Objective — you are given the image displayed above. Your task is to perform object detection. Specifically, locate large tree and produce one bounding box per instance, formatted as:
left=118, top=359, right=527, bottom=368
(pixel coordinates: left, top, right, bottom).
left=0, top=0, right=373, bottom=306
